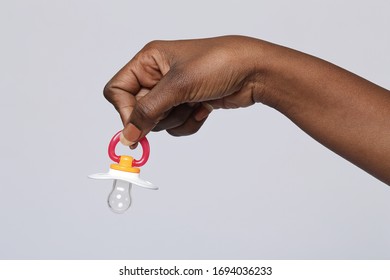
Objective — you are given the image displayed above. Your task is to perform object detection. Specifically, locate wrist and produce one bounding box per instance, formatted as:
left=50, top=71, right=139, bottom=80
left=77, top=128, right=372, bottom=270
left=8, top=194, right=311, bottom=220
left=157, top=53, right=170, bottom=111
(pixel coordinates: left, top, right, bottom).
left=248, top=39, right=306, bottom=114
left=243, top=38, right=282, bottom=108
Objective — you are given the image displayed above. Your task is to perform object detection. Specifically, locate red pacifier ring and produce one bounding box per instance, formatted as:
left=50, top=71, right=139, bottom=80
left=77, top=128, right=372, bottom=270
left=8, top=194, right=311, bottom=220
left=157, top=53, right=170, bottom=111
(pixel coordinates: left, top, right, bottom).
left=108, top=130, right=150, bottom=167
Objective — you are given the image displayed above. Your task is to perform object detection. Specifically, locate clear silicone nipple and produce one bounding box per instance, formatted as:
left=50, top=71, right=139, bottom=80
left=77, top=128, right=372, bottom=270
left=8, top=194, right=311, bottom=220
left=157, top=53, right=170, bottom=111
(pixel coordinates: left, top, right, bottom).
left=108, top=179, right=132, bottom=214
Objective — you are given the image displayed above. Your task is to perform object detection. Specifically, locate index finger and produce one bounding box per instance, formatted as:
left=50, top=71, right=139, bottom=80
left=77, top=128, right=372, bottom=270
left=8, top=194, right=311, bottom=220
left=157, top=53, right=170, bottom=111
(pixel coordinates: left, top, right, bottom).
left=103, top=60, right=143, bottom=126
left=104, top=49, right=168, bottom=122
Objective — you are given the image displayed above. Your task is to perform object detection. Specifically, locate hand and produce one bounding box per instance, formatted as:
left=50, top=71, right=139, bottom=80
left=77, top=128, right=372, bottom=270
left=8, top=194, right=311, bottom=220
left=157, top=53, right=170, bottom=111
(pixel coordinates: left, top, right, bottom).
left=104, top=35, right=390, bottom=184
left=103, top=36, right=266, bottom=145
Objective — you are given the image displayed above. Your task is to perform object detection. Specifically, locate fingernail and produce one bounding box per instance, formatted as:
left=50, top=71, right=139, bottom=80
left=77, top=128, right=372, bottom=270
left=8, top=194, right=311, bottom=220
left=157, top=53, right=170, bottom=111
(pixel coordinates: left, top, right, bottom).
left=120, top=132, right=134, bottom=146
left=194, top=102, right=213, bottom=121
left=130, top=143, right=138, bottom=150
left=122, top=123, right=142, bottom=144
left=202, top=102, right=214, bottom=112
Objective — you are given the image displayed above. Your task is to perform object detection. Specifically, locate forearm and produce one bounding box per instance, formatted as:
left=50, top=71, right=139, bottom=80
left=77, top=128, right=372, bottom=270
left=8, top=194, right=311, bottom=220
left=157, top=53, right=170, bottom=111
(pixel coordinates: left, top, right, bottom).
left=255, top=41, right=390, bottom=185
left=105, top=35, right=389, bottom=184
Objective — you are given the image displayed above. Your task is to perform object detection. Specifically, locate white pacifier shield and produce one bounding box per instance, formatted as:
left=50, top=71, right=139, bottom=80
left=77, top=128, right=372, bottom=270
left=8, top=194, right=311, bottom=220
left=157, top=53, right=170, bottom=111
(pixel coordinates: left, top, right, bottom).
left=88, top=168, right=158, bottom=190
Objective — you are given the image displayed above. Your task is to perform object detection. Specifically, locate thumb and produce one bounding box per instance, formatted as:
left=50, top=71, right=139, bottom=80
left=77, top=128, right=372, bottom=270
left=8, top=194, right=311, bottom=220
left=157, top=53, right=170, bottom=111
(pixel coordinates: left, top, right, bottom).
left=121, top=71, right=186, bottom=145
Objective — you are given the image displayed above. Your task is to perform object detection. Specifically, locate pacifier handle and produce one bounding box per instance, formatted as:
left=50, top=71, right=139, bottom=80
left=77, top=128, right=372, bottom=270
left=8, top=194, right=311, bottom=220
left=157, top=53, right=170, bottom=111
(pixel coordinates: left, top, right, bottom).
left=108, top=130, right=150, bottom=167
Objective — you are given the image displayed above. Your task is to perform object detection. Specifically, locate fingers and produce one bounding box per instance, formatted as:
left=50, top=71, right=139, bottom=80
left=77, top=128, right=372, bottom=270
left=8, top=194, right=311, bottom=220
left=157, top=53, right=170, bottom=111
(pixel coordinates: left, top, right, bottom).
left=105, top=37, right=259, bottom=145
left=103, top=61, right=143, bottom=126
left=121, top=70, right=186, bottom=144
left=121, top=71, right=214, bottom=142
left=150, top=102, right=213, bottom=136
left=104, top=43, right=168, bottom=126
left=152, top=103, right=198, bottom=132
left=193, top=102, right=213, bottom=121
left=166, top=103, right=212, bottom=136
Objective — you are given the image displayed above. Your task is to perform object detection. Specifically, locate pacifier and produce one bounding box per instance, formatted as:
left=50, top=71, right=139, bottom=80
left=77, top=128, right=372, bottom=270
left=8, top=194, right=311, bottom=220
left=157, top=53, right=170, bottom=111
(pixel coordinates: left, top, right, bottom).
left=88, top=131, right=157, bottom=213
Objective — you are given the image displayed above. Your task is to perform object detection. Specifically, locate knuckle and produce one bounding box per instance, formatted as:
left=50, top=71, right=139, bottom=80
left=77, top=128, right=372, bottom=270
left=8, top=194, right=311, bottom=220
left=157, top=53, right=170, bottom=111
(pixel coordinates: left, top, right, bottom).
left=136, top=40, right=170, bottom=75
left=103, top=82, right=125, bottom=112
left=103, top=82, right=115, bottom=102
left=144, top=40, right=162, bottom=49
left=141, top=40, right=164, bottom=58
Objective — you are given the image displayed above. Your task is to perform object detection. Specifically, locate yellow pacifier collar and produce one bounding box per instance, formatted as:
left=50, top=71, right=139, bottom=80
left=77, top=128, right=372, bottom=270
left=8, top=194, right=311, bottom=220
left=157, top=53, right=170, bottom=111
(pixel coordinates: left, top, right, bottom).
left=110, top=156, right=140, bottom=173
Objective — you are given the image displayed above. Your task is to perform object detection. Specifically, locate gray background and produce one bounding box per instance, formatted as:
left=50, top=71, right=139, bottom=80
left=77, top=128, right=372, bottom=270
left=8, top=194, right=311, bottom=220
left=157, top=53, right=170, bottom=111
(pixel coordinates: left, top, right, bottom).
left=0, top=0, right=389, bottom=259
